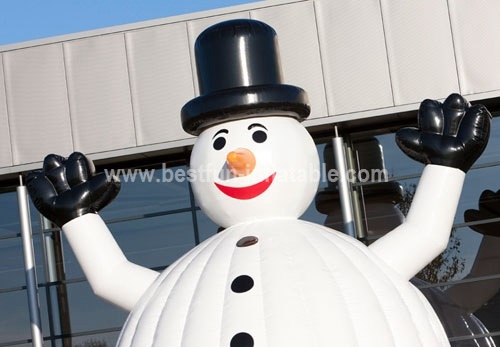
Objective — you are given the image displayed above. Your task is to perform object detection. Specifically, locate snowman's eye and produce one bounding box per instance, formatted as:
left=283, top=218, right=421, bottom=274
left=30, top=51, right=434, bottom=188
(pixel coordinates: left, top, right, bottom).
left=252, top=130, right=267, bottom=143
left=213, top=136, right=226, bottom=150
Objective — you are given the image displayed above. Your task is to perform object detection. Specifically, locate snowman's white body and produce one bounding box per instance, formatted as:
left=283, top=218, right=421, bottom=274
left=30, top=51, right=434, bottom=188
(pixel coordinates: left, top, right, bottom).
left=62, top=116, right=465, bottom=347
left=116, top=219, right=448, bottom=347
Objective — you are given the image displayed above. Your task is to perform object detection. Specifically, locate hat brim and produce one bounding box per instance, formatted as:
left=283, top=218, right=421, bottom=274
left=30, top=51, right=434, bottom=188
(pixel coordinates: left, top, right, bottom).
left=181, top=84, right=310, bottom=135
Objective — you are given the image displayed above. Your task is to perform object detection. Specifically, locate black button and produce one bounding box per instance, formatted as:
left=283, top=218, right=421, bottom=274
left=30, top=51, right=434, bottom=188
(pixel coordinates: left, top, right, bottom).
left=230, top=332, right=254, bottom=347
left=236, top=236, right=258, bottom=247
left=231, top=275, right=254, bottom=293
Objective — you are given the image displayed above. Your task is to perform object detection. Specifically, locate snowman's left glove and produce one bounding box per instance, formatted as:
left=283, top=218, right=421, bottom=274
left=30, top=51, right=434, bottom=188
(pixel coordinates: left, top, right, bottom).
left=396, top=93, right=491, bottom=172
left=26, top=152, right=120, bottom=228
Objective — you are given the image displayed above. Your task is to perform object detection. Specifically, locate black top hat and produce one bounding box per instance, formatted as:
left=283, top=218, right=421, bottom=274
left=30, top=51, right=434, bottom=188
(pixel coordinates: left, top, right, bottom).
left=181, top=19, right=310, bottom=135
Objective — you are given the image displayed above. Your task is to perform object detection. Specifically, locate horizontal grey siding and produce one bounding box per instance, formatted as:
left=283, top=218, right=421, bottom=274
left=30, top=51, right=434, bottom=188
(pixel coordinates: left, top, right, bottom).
left=0, top=0, right=499, bottom=176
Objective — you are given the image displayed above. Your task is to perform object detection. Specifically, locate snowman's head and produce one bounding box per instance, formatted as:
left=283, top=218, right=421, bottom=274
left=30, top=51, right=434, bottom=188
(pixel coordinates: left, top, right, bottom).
left=190, top=114, right=320, bottom=228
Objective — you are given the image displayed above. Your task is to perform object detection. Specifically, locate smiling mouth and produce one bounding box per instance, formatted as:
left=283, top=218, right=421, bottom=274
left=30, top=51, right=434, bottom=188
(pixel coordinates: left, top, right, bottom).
left=215, top=172, right=277, bottom=200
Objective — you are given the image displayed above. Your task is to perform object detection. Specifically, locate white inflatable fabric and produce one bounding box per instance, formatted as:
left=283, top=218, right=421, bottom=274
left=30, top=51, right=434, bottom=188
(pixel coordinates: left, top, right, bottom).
left=116, top=219, right=449, bottom=347
left=59, top=113, right=465, bottom=346
left=61, top=167, right=463, bottom=347
left=189, top=116, right=320, bottom=228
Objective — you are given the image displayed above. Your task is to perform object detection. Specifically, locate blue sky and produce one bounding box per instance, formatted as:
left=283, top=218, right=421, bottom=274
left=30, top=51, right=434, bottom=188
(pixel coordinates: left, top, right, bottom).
left=0, top=0, right=259, bottom=45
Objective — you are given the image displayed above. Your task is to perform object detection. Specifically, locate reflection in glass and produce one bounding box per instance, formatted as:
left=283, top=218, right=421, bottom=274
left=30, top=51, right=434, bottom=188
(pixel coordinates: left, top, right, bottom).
left=69, top=331, right=121, bottom=347
left=65, top=281, right=127, bottom=335
left=196, top=210, right=220, bottom=242
left=99, top=164, right=191, bottom=222
left=434, top=279, right=500, bottom=345
left=61, top=213, right=196, bottom=281
left=0, top=289, right=32, bottom=343
left=107, top=212, right=196, bottom=270
left=0, top=190, right=41, bottom=236
left=474, top=115, right=500, bottom=166
left=457, top=165, right=500, bottom=225
left=0, top=235, right=48, bottom=291
left=4, top=122, right=497, bottom=346
left=315, top=138, right=405, bottom=237
left=0, top=238, right=31, bottom=290
left=315, top=135, right=500, bottom=345
left=417, top=278, right=497, bottom=346
left=371, top=133, right=424, bottom=179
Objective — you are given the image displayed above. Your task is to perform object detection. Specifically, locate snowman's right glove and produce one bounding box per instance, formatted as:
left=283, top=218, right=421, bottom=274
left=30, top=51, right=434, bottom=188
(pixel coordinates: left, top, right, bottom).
left=26, top=152, right=121, bottom=228
left=396, top=93, right=491, bottom=173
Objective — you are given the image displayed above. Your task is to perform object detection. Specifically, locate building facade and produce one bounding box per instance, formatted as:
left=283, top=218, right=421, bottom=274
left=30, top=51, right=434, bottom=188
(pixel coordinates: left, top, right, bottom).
left=0, top=0, right=499, bottom=345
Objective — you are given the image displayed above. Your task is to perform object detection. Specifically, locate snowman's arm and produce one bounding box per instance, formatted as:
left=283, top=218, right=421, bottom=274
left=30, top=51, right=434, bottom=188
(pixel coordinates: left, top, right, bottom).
left=369, top=164, right=465, bottom=280
left=62, top=213, right=160, bottom=311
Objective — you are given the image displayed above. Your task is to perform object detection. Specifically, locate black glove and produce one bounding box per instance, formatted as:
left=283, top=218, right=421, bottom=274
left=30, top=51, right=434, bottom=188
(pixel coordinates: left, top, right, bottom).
left=26, top=152, right=121, bottom=228
left=396, top=93, right=491, bottom=172
left=464, top=189, right=500, bottom=237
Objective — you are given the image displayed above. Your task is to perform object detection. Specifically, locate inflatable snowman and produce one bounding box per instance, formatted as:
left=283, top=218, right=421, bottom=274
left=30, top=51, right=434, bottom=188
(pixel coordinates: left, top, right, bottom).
left=27, top=19, right=492, bottom=347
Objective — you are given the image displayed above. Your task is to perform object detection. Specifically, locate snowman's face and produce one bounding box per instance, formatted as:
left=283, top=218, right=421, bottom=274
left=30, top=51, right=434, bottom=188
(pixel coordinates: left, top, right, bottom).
left=190, top=116, right=320, bottom=228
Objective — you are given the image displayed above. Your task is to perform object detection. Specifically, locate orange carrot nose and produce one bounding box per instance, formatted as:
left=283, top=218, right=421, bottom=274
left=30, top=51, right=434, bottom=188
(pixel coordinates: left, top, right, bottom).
left=226, top=148, right=256, bottom=177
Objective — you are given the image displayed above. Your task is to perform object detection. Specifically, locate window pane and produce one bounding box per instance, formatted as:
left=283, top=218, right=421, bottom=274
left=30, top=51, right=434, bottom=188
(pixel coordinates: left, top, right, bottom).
left=196, top=210, right=220, bottom=242
left=351, top=164, right=500, bottom=235
left=457, top=164, right=500, bottom=225
left=365, top=133, right=423, bottom=179
left=301, top=195, right=327, bottom=226
left=315, top=142, right=329, bottom=191
left=367, top=177, right=417, bottom=241
left=109, top=212, right=196, bottom=269
left=64, top=281, right=126, bottom=335
left=61, top=212, right=196, bottom=280
left=0, top=191, right=41, bottom=236
left=314, top=176, right=414, bottom=239
left=451, top=338, right=499, bottom=347
left=0, top=289, right=31, bottom=344
left=445, top=226, right=500, bottom=282
left=419, top=279, right=500, bottom=344
left=0, top=235, right=47, bottom=290
left=99, top=164, right=191, bottom=221
left=69, top=331, right=121, bottom=347
left=474, top=115, right=500, bottom=166
left=0, top=237, right=28, bottom=289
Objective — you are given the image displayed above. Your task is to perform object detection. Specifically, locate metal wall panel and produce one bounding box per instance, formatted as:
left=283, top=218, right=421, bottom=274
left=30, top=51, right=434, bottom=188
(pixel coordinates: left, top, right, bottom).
left=381, top=0, right=459, bottom=105
left=448, top=0, right=500, bottom=95
left=187, top=11, right=250, bottom=96
left=315, top=0, right=393, bottom=115
left=64, top=34, right=136, bottom=154
left=3, top=44, right=73, bottom=165
left=0, top=55, right=12, bottom=167
left=126, top=23, right=194, bottom=146
left=250, top=2, right=328, bottom=119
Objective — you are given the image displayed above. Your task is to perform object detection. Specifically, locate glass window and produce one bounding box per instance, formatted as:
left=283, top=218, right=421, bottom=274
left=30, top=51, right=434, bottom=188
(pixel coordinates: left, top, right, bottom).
left=457, top=164, right=500, bottom=225
left=3, top=115, right=497, bottom=346
left=109, top=212, right=196, bottom=269
left=0, top=289, right=32, bottom=344
left=69, top=331, right=121, bottom=347
left=474, top=115, right=500, bottom=166
left=342, top=115, right=500, bottom=345
left=371, top=133, right=424, bottom=179
left=0, top=190, right=41, bottom=237
left=0, top=234, right=47, bottom=291
left=196, top=209, right=220, bottom=242
left=60, top=212, right=196, bottom=280
left=428, top=279, right=500, bottom=346
left=64, top=281, right=126, bottom=335
left=0, top=238, right=31, bottom=289
left=99, top=164, right=191, bottom=222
